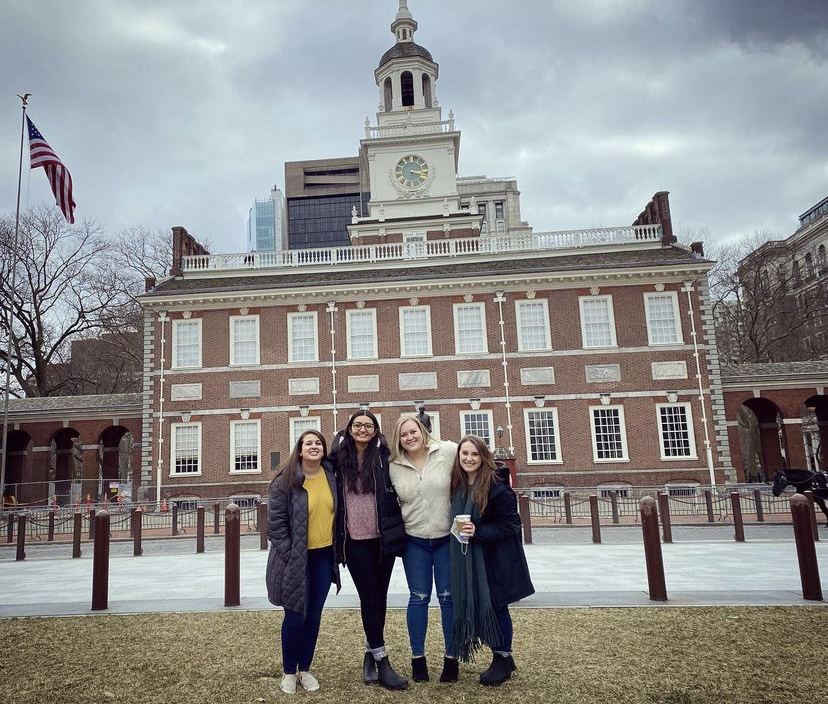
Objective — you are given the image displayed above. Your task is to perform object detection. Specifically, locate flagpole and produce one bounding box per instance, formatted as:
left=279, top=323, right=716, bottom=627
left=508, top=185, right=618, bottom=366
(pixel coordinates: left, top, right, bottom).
left=1, top=94, right=28, bottom=506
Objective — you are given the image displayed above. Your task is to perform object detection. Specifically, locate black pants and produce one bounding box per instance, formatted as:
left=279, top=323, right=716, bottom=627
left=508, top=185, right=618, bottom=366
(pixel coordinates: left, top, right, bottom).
left=346, top=537, right=396, bottom=649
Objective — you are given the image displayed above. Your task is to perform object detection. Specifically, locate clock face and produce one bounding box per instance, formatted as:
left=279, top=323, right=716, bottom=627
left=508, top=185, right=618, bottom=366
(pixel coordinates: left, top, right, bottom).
left=395, top=155, right=429, bottom=188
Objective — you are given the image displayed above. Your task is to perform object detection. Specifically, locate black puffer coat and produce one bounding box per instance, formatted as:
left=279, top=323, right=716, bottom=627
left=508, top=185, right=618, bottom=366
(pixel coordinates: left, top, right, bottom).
left=331, top=443, right=406, bottom=563
left=474, top=478, right=535, bottom=608
left=265, top=460, right=341, bottom=614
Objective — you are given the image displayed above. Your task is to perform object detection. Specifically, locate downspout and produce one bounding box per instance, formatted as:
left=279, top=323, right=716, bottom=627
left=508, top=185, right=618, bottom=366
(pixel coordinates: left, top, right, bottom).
left=156, top=311, right=168, bottom=508
left=683, top=281, right=716, bottom=489
left=493, top=292, right=514, bottom=453
left=327, top=301, right=338, bottom=431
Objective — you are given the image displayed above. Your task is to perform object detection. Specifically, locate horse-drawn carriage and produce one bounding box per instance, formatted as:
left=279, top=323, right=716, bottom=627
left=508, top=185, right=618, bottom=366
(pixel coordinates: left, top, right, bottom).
left=771, top=468, right=828, bottom=526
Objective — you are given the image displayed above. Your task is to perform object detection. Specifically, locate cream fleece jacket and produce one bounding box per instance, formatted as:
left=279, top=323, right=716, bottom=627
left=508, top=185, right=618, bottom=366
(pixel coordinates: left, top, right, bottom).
left=389, top=440, right=458, bottom=539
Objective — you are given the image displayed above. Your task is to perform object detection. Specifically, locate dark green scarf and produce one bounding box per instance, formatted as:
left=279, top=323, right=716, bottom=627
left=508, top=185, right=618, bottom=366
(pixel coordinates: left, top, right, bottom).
left=449, top=484, right=501, bottom=662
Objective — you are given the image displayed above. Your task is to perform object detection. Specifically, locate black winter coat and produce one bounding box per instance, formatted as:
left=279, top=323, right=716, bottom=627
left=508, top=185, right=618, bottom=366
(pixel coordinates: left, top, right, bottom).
left=331, top=444, right=406, bottom=563
left=265, top=460, right=342, bottom=613
left=473, top=478, right=535, bottom=608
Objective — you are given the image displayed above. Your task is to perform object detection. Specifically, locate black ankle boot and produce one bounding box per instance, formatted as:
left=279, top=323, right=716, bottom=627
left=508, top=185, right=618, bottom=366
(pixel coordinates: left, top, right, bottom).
left=411, top=657, right=429, bottom=682
left=363, top=651, right=378, bottom=685
left=480, top=652, right=513, bottom=686
left=377, top=656, right=408, bottom=690
left=439, top=656, right=459, bottom=683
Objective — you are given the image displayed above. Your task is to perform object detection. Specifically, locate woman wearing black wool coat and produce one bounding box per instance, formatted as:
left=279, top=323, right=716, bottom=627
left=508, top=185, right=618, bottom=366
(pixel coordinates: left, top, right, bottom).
left=449, top=434, right=534, bottom=687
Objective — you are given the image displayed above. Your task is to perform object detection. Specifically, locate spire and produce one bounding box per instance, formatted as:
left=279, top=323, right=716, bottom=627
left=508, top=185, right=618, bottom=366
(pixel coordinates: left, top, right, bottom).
left=391, top=0, right=417, bottom=43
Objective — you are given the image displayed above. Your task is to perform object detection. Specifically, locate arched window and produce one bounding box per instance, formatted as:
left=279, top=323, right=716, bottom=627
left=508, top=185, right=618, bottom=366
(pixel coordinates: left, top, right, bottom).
left=793, top=260, right=801, bottom=286
left=401, top=71, right=414, bottom=107
left=383, top=77, right=393, bottom=112
left=422, top=74, right=432, bottom=108
left=818, top=244, right=827, bottom=274
left=805, top=252, right=815, bottom=279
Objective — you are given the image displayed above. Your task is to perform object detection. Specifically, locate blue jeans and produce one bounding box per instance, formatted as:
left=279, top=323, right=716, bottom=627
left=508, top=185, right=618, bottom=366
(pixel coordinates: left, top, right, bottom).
left=494, top=605, right=513, bottom=653
left=281, top=546, right=333, bottom=673
left=402, top=535, right=454, bottom=657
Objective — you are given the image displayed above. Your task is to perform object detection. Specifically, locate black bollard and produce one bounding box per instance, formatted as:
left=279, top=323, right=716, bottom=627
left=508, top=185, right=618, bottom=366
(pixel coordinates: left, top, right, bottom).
left=214, top=502, right=221, bottom=534
left=753, top=488, right=765, bottom=523
left=640, top=496, right=668, bottom=601
left=791, top=494, right=823, bottom=601
left=72, top=512, right=82, bottom=558
left=132, top=508, right=143, bottom=556
left=563, top=492, right=572, bottom=525
left=589, top=495, right=601, bottom=544
left=225, top=503, right=240, bottom=607
left=610, top=490, right=620, bottom=524
left=658, top=492, right=673, bottom=543
left=6, top=513, right=14, bottom=543
left=48, top=509, right=56, bottom=541
left=519, top=494, right=533, bottom=545
left=257, top=502, right=267, bottom=551
left=730, top=492, right=745, bottom=542
left=704, top=489, right=715, bottom=523
left=88, top=508, right=96, bottom=540
left=172, top=503, right=179, bottom=536
left=91, top=510, right=111, bottom=611
left=15, top=512, right=26, bottom=561
left=197, top=506, right=205, bottom=553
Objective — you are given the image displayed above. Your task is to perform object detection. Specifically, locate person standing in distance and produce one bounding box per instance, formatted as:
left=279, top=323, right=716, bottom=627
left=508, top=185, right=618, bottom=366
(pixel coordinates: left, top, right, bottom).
left=265, top=430, right=341, bottom=695
left=388, top=414, right=459, bottom=683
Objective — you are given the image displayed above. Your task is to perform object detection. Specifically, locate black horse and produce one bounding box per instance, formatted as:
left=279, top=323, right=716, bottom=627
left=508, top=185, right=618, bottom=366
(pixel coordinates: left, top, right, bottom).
left=771, top=468, right=828, bottom=526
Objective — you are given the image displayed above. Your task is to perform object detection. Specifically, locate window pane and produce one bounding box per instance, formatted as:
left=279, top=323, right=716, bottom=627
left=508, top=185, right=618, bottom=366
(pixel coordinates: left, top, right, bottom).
left=233, top=421, right=259, bottom=472
left=456, top=304, right=485, bottom=353
left=582, top=298, right=612, bottom=347
left=462, top=413, right=492, bottom=447
left=527, top=410, right=558, bottom=461
left=349, top=311, right=376, bottom=358
left=232, top=318, right=258, bottom=365
left=402, top=308, right=429, bottom=356
left=517, top=302, right=549, bottom=351
left=592, top=408, right=625, bottom=459
left=175, top=321, right=200, bottom=367
left=291, top=314, right=317, bottom=362
left=659, top=405, right=692, bottom=457
left=647, top=295, right=679, bottom=344
left=174, top=425, right=199, bottom=474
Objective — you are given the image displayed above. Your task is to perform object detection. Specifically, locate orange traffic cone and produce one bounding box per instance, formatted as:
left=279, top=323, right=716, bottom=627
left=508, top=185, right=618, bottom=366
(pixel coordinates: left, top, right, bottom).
left=161, top=499, right=169, bottom=512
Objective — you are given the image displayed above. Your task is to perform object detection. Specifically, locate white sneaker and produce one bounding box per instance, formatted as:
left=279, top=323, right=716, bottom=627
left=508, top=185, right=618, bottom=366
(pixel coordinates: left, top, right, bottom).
left=298, top=671, right=320, bottom=691
left=280, top=674, right=297, bottom=694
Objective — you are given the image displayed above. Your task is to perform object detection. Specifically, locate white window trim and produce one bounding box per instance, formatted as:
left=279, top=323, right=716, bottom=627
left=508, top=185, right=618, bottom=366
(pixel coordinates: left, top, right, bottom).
left=453, top=302, right=488, bottom=355
left=515, top=299, right=552, bottom=352
left=289, top=417, right=322, bottom=449
left=171, top=319, right=202, bottom=369
left=346, top=308, right=378, bottom=360
left=655, top=402, right=698, bottom=460
left=523, top=407, right=563, bottom=465
left=170, top=422, right=202, bottom=477
left=644, top=291, right=684, bottom=346
left=399, top=305, right=433, bottom=357
left=459, top=410, right=495, bottom=449
left=230, top=419, right=262, bottom=474
left=588, top=404, right=629, bottom=463
left=287, top=311, right=319, bottom=363
left=579, top=295, right=618, bottom=349
left=229, top=315, right=260, bottom=366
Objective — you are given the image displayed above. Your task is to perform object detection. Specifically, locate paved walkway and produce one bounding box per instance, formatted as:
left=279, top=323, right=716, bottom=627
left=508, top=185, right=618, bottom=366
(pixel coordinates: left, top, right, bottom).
left=1, top=525, right=826, bottom=617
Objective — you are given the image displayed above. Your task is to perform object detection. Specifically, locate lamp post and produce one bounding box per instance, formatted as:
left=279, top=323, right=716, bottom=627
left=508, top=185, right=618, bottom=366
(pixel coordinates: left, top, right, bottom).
left=493, top=425, right=516, bottom=486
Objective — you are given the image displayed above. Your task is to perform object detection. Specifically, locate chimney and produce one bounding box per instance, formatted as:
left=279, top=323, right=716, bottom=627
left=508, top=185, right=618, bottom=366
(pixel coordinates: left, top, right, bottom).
left=690, top=241, right=704, bottom=257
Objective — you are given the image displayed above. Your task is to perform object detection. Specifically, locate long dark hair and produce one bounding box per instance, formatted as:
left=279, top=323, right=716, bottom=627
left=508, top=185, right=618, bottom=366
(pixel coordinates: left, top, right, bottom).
left=335, top=410, right=385, bottom=494
left=450, top=434, right=496, bottom=515
left=271, top=429, right=328, bottom=492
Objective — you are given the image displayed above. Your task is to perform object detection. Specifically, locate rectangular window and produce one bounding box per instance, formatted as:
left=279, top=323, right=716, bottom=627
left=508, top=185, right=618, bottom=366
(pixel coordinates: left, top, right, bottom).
left=453, top=303, right=487, bottom=354
left=516, top=300, right=551, bottom=351
left=289, top=417, right=321, bottom=449
left=656, top=403, right=697, bottom=459
left=230, top=315, right=259, bottom=366
left=524, top=408, right=561, bottom=463
left=346, top=309, right=377, bottom=360
left=459, top=410, right=494, bottom=448
left=495, top=201, right=504, bottom=220
left=231, top=420, right=260, bottom=473
left=288, top=312, right=319, bottom=362
left=579, top=296, right=617, bottom=348
left=172, top=320, right=201, bottom=369
left=399, top=306, right=432, bottom=357
left=645, top=292, right=682, bottom=345
left=589, top=406, right=628, bottom=461
left=171, top=423, right=201, bottom=475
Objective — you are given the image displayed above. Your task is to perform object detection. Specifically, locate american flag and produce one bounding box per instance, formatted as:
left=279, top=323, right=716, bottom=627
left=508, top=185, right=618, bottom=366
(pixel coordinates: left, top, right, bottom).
left=27, top=116, right=76, bottom=224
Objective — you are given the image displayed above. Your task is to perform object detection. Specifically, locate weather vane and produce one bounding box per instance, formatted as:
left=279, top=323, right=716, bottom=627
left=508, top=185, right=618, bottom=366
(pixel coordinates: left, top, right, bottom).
left=17, top=93, right=31, bottom=106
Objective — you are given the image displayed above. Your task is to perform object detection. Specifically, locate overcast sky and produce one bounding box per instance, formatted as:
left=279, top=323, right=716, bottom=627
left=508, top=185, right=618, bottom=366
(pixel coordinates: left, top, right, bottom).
left=2, top=0, right=827, bottom=254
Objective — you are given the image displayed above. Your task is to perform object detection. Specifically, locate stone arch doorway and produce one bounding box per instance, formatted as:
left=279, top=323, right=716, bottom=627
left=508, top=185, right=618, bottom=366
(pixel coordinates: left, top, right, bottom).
left=50, top=427, right=81, bottom=506
left=802, top=394, right=828, bottom=472
left=3, top=429, right=31, bottom=503
left=97, top=426, right=134, bottom=501
left=739, top=398, right=785, bottom=481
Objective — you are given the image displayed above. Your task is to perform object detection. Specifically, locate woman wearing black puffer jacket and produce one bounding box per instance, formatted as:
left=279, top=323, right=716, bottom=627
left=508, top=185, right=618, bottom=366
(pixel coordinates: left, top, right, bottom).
left=330, top=410, right=408, bottom=690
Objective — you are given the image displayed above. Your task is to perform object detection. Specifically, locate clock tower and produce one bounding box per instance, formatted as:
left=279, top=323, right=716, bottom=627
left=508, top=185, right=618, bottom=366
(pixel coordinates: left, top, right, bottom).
left=350, top=1, right=478, bottom=243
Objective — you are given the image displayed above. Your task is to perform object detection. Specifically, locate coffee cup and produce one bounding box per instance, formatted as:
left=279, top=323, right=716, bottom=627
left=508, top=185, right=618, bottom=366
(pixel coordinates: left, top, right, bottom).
left=454, top=514, right=471, bottom=534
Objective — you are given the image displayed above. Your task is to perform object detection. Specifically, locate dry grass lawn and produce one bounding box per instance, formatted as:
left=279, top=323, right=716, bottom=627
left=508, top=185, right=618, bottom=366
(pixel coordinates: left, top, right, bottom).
left=1, top=607, right=827, bottom=704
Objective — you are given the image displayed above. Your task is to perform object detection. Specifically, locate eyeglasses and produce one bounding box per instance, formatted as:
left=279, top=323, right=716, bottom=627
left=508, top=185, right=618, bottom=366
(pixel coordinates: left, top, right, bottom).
left=352, top=422, right=375, bottom=431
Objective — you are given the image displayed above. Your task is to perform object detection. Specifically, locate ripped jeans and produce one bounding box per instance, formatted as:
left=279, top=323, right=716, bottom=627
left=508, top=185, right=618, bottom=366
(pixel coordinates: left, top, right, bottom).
left=402, top=535, right=454, bottom=657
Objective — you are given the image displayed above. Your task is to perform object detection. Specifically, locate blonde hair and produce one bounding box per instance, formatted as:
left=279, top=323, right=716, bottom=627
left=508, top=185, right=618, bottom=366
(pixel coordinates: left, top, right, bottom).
left=389, top=413, right=435, bottom=461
